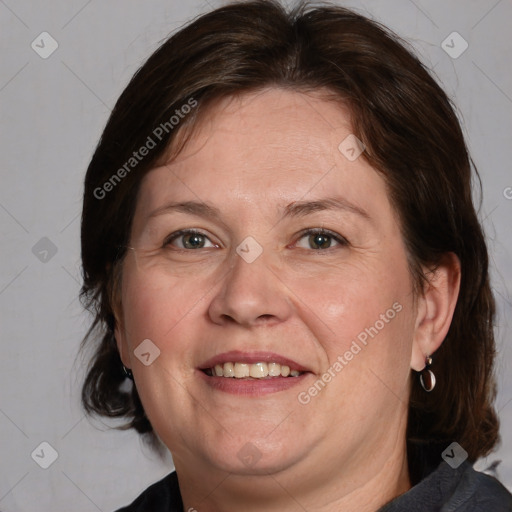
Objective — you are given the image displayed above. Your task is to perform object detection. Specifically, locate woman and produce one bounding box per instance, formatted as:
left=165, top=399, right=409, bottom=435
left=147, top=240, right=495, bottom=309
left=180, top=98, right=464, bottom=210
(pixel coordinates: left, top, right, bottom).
left=80, top=1, right=512, bottom=510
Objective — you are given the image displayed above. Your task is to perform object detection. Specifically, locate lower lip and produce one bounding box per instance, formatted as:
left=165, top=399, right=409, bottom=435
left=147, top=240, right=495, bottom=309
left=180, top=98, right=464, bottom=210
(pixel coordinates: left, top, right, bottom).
left=197, top=369, right=310, bottom=396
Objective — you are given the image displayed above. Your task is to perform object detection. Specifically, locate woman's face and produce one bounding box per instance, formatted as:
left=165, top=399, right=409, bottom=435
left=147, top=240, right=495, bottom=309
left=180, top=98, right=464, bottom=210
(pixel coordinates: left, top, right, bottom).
left=116, top=88, right=419, bottom=481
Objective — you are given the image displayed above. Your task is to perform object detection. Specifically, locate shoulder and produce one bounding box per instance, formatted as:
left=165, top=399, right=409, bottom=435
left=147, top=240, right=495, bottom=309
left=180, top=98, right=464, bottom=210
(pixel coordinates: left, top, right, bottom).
left=114, top=471, right=183, bottom=512
left=379, top=460, right=512, bottom=512
left=443, top=463, right=512, bottom=511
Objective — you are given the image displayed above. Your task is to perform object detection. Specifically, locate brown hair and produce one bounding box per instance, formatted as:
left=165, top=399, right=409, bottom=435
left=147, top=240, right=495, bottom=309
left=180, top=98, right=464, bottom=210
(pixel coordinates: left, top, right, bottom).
left=80, top=0, right=499, bottom=481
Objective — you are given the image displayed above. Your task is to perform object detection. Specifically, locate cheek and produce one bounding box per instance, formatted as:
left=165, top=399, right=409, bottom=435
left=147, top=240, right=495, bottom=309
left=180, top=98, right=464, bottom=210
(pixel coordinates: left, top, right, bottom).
left=295, top=266, right=415, bottom=419
left=120, top=257, right=209, bottom=348
left=118, top=264, right=202, bottom=433
left=285, top=251, right=414, bottom=360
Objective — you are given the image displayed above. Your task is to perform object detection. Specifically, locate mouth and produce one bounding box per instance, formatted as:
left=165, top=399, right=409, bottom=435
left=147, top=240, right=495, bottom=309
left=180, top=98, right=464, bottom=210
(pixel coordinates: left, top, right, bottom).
left=202, top=362, right=303, bottom=379
left=198, top=351, right=311, bottom=395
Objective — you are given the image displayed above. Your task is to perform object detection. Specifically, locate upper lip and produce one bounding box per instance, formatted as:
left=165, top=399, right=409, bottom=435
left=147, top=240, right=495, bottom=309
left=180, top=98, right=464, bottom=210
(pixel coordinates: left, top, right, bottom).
left=199, top=350, right=311, bottom=373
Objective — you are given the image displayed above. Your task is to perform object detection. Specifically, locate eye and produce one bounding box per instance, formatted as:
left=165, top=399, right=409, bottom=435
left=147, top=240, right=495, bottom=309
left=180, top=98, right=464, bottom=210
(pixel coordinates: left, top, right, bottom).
left=163, top=229, right=218, bottom=250
left=294, top=229, right=348, bottom=250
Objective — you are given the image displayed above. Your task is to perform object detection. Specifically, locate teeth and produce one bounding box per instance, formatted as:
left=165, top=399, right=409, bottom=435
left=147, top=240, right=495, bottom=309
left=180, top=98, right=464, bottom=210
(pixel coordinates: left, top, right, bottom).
left=234, top=362, right=249, bottom=378
left=208, top=362, right=303, bottom=379
left=223, top=362, right=234, bottom=377
left=250, top=362, right=268, bottom=378
left=268, top=362, right=281, bottom=377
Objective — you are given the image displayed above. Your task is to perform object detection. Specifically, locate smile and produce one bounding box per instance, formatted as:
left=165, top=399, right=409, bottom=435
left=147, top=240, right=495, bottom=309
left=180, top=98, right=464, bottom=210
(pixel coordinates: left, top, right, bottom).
left=204, top=361, right=303, bottom=379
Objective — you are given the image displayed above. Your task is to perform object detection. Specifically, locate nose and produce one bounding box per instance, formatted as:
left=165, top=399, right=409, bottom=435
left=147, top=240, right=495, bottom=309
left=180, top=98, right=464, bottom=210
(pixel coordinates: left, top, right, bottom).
left=208, top=248, right=293, bottom=327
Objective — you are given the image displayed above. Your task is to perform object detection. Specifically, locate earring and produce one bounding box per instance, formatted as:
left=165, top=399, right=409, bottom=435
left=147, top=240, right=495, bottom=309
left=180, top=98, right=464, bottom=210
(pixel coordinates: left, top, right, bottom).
left=123, top=365, right=134, bottom=381
left=419, top=356, right=436, bottom=392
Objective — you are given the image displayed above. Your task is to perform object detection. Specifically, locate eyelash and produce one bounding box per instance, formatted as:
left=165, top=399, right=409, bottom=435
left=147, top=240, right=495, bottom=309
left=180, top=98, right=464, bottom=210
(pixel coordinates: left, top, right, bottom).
left=163, top=228, right=348, bottom=251
left=163, top=229, right=218, bottom=250
left=295, top=228, right=349, bottom=250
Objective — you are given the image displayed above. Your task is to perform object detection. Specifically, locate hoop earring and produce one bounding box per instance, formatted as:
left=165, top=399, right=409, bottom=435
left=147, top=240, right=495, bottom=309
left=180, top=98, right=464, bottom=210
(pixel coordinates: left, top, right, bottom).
left=123, top=365, right=134, bottom=381
left=419, top=356, right=436, bottom=392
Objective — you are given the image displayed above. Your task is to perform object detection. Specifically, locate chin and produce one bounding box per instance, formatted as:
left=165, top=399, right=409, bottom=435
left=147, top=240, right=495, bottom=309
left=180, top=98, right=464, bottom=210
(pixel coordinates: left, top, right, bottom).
left=211, top=452, right=296, bottom=477
left=203, top=435, right=303, bottom=477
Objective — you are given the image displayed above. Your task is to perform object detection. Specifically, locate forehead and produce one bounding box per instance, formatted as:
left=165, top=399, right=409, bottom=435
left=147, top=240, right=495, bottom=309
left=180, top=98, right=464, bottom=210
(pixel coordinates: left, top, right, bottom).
left=171, top=88, right=354, bottom=170
left=135, top=88, right=392, bottom=224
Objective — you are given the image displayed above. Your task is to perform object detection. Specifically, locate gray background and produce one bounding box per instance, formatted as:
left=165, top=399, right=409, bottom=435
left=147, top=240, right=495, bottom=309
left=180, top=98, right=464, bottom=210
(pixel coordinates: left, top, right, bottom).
left=1, top=0, right=511, bottom=510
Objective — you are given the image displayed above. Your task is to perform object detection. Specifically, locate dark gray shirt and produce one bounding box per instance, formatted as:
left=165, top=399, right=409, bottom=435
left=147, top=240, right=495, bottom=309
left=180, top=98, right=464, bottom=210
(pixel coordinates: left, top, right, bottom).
left=379, top=460, right=512, bottom=511
left=116, top=460, right=512, bottom=511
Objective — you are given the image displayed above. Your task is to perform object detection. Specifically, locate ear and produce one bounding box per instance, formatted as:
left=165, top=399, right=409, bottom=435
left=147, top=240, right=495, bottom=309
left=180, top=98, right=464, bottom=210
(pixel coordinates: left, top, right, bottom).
left=114, top=318, right=131, bottom=370
left=109, top=263, right=132, bottom=370
left=410, top=252, right=461, bottom=371
left=112, top=291, right=131, bottom=370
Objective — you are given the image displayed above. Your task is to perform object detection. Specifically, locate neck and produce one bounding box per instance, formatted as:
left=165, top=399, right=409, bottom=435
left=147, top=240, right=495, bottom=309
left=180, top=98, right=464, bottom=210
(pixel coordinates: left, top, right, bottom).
left=175, top=439, right=411, bottom=512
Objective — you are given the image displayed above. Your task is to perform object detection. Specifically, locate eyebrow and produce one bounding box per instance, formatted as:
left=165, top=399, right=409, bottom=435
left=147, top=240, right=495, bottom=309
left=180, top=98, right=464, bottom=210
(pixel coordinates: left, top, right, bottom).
left=283, top=197, right=371, bottom=221
left=149, top=201, right=220, bottom=219
left=148, top=197, right=371, bottom=223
